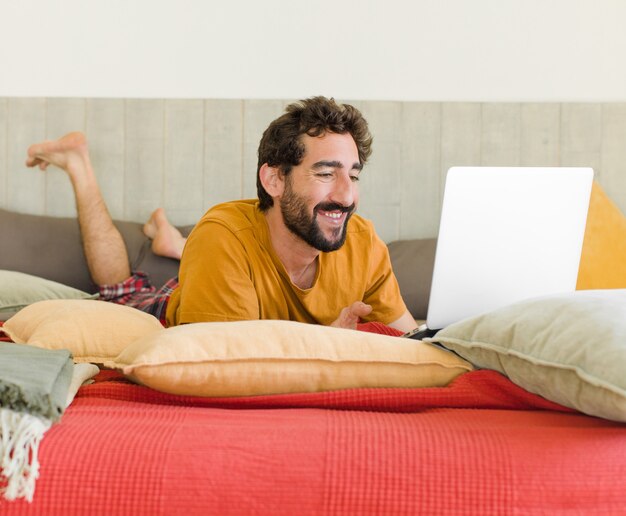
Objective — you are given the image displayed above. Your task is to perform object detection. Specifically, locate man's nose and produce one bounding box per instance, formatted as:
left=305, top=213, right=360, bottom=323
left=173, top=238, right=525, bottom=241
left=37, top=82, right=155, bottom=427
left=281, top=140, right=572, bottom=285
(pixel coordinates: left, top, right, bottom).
left=330, top=173, right=355, bottom=207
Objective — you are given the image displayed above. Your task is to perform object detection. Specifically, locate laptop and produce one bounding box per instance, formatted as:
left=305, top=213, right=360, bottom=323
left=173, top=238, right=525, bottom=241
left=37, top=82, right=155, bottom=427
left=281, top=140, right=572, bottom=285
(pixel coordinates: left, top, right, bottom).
left=406, top=166, right=593, bottom=340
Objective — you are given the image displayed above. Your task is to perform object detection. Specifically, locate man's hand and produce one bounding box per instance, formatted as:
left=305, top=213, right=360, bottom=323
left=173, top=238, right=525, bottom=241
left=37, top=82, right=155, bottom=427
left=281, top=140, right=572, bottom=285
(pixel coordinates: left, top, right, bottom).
left=330, top=301, right=372, bottom=330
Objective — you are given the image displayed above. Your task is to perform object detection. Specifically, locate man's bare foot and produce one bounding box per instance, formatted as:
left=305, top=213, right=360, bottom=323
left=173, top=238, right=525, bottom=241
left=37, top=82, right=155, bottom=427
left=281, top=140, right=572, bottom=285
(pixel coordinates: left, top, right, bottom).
left=143, top=208, right=187, bottom=260
left=25, top=132, right=90, bottom=180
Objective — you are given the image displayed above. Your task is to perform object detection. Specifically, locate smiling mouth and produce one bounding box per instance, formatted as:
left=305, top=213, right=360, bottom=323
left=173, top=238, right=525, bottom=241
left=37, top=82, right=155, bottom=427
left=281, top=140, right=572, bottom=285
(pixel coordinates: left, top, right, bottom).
left=315, top=203, right=355, bottom=224
left=318, top=209, right=346, bottom=222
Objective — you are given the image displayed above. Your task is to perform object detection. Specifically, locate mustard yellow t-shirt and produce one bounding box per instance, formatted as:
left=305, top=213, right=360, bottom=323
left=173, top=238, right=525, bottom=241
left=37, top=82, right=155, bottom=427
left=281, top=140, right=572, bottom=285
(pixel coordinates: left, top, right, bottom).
left=165, top=200, right=407, bottom=327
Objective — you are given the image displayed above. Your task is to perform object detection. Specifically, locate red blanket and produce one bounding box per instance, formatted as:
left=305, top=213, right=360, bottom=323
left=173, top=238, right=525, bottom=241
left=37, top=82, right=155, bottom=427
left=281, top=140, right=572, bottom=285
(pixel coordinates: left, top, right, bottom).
left=3, top=368, right=625, bottom=515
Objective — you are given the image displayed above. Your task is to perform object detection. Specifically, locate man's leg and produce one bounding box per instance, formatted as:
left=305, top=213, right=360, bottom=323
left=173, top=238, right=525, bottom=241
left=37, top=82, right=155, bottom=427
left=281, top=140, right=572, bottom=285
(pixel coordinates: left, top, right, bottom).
left=26, top=132, right=131, bottom=285
left=142, top=208, right=187, bottom=260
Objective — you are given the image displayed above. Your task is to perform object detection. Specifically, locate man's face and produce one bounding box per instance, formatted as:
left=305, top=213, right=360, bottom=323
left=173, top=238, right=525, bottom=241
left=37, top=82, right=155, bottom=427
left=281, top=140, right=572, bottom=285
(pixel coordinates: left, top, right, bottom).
left=279, top=132, right=361, bottom=252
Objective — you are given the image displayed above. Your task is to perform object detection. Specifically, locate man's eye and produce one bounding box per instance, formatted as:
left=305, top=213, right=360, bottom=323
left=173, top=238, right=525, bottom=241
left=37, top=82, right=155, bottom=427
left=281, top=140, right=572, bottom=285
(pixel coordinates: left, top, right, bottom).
left=350, top=175, right=360, bottom=182
left=316, top=172, right=333, bottom=178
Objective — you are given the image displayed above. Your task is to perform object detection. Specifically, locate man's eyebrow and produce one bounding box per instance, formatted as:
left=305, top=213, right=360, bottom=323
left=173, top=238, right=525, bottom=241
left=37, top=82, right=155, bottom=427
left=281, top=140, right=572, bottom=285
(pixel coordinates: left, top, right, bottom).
left=312, top=160, right=363, bottom=171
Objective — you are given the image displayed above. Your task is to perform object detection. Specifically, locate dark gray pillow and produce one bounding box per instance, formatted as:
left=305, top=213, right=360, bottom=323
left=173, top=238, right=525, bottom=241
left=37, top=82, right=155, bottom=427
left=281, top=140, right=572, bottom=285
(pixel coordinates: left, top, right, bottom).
left=0, top=208, right=191, bottom=293
left=388, top=238, right=436, bottom=320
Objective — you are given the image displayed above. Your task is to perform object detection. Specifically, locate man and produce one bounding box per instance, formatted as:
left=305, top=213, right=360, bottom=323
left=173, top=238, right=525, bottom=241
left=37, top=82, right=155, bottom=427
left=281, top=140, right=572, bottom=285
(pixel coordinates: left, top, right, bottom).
left=166, top=97, right=416, bottom=332
left=26, top=97, right=416, bottom=332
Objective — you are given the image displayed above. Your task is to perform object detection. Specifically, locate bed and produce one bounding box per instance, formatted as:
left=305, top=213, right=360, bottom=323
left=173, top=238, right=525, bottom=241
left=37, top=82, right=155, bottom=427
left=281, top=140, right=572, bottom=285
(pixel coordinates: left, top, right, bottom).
left=0, top=366, right=624, bottom=515
left=1, top=180, right=626, bottom=515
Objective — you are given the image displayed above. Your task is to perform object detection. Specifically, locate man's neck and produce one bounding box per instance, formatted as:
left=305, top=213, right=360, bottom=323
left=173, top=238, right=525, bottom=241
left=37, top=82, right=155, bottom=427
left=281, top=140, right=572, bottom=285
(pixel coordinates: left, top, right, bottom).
left=264, top=207, right=319, bottom=289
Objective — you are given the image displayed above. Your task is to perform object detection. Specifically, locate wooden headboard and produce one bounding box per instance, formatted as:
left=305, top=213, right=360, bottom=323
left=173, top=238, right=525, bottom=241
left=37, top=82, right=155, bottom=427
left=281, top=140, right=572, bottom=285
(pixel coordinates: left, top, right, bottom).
left=1, top=98, right=624, bottom=242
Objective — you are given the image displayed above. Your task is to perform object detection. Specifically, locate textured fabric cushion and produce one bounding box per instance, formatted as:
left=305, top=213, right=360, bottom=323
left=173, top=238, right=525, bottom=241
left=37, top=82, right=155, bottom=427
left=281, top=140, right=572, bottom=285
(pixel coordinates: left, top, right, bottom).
left=576, top=181, right=626, bottom=289
left=104, top=320, right=473, bottom=397
left=387, top=238, right=436, bottom=319
left=66, top=363, right=100, bottom=406
left=429, top=289, right=626, bottom=422
left=0, top=270, right=98, bottom=313
left=1, top=299, right=164, bottom=364
left=0, top=209, right=93, bottom=291
left=0, top=208, right=190, bottom=292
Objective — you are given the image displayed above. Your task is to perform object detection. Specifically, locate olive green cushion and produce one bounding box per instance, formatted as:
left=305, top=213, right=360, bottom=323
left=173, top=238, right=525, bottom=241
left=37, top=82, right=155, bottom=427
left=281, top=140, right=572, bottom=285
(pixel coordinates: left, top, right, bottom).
left=0, top=270, right=98, bottom=320
left=429, top=289, right=626, bottom=422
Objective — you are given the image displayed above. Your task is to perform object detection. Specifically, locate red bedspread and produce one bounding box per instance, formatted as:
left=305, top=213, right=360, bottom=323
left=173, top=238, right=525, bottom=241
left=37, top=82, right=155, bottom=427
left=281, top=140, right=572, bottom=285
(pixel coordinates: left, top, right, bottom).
left=3, top=369, right=626, bottom=515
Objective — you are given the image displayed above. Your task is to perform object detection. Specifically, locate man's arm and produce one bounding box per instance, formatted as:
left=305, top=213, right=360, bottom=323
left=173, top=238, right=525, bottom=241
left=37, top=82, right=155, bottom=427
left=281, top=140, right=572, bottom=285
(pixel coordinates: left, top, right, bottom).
left=167, top=220, right=260, bottom=325
left=357, top=224, right=416, bottom=331
left=386, top=309, right=418, bottom=333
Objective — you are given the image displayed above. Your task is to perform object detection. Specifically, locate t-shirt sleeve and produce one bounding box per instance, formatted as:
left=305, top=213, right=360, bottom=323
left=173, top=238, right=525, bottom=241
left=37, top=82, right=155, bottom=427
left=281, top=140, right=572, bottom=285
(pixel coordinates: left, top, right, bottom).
left=171, top=220, right=260, bottom=324
left=362, top=232, right=408, bottom=325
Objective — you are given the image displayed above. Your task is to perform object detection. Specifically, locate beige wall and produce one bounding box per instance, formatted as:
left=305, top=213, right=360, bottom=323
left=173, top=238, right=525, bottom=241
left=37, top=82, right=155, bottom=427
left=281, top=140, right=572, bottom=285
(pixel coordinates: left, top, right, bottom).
left=3, top=1, right=626, bottom=102
left=1, top=98, right=625, bottom=242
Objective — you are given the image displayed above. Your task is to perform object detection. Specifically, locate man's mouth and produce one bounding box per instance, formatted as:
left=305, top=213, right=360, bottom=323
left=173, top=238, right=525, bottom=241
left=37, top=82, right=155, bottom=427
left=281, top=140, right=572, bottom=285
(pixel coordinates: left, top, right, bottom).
left=318, top=209, right=346, bottom=222
left=317, top=202, right=354, bottom=212
left=315, top=203, right=355, bottom=226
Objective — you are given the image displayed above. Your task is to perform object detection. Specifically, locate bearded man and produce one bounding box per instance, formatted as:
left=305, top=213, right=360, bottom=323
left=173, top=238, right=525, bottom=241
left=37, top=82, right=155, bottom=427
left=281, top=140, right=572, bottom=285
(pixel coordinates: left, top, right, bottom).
left=166, top=97, right=417, bottom=332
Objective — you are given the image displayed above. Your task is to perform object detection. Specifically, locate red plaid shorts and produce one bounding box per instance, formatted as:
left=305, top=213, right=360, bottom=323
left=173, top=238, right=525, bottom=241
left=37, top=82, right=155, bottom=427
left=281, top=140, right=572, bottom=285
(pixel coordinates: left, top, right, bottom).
left=98, top=271, right=177, bottom=326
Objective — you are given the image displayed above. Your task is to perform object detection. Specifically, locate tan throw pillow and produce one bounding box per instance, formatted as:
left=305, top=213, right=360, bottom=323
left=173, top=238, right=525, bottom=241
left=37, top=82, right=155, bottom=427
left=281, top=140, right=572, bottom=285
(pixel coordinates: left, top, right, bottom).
left=104, top=320, right=473, bottom=397
left=1, top=299, right=164, bottom=364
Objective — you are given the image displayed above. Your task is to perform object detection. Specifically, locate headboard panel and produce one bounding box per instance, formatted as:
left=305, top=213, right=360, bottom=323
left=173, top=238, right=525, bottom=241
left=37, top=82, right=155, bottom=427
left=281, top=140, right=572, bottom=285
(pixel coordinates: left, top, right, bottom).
left=1, top=98, right=624, bottom=242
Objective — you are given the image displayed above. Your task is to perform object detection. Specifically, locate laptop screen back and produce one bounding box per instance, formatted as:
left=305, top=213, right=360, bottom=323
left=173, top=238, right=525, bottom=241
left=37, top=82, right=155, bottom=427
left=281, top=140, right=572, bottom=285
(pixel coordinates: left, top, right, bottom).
left=426, top=166, right=593, bottom=330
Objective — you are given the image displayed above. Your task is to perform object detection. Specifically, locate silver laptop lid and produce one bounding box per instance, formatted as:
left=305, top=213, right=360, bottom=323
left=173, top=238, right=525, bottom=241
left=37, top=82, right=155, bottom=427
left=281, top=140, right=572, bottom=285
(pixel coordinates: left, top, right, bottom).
left=426, top=166, right=593, bottom=330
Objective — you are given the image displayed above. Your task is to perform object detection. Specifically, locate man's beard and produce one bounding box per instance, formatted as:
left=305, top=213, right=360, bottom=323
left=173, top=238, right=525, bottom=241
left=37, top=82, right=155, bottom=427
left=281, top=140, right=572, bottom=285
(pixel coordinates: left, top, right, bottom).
left=280, top=182, right=355, bottom=252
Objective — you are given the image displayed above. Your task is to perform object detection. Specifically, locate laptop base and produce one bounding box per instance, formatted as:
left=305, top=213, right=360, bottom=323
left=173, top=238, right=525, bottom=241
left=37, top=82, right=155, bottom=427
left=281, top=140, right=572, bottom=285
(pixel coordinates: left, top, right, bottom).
left=402, top=325, right=439, bottom=341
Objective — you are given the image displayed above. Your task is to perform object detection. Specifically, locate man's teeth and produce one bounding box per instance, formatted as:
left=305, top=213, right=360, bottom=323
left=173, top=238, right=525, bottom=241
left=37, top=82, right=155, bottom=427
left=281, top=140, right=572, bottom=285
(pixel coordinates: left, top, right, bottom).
left=322, top=211, right=342, bottom=219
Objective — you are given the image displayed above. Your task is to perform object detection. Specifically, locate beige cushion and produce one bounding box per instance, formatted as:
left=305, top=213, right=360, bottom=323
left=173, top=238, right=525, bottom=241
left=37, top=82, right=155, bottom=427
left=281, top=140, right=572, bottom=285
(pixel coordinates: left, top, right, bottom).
left=429, top=289, right=626, bottom=422
left=66, top=363, right=100, bottom=406
left=104, top=320, right=473, bottom=397
left=1, top=299, right=164, bottom=364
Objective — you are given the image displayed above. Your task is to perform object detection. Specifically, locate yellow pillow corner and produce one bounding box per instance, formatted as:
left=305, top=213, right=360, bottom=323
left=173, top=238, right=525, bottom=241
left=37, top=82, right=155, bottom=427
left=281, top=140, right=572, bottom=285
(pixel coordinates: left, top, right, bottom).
left=577, top=181, right=626, bottom=290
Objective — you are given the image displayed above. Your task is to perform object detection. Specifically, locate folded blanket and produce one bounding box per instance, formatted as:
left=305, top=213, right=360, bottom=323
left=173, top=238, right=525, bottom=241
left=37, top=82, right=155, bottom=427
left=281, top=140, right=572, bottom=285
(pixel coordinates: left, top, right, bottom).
left=0, top=342, right=74, bottom=502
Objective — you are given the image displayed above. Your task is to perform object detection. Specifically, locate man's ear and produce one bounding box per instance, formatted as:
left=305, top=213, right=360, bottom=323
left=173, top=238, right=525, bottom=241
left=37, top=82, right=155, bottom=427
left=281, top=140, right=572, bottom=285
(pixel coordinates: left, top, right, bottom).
left=259, top=164, right=284, bottom=198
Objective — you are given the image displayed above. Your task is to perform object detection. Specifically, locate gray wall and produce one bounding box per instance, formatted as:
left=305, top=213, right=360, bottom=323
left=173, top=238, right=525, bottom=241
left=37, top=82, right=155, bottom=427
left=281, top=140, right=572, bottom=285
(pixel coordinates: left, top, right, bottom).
left=1, top=98, right=625, bottom=243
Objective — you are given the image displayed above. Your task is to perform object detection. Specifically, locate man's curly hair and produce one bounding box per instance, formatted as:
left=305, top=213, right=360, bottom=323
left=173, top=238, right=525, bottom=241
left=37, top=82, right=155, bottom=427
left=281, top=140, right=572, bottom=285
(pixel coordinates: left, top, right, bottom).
left=256, top=96, right=373, bottom=211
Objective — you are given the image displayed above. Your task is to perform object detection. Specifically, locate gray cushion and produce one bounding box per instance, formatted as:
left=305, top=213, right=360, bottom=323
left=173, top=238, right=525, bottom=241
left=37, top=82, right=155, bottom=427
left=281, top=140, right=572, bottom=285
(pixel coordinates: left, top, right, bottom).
left=0, top=208, right=192, bottom=293
left=0, top=310, right=19, bottom=322
left=387, top=238, right=436, bottom=319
